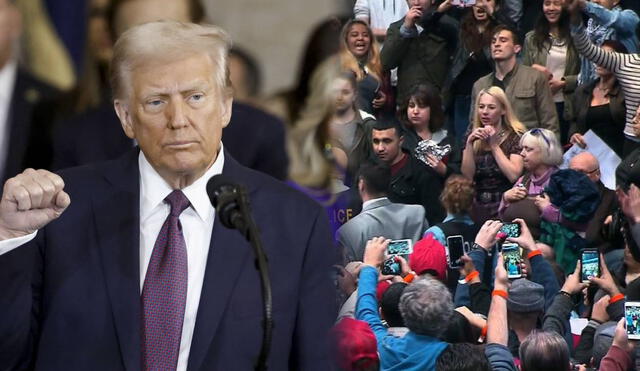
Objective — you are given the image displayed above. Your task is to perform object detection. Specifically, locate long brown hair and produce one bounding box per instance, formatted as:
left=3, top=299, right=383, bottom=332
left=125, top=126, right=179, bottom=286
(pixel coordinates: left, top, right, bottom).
left=338, top=19, right=383, bottom=82
left=459, top=1, right=502, bottom=54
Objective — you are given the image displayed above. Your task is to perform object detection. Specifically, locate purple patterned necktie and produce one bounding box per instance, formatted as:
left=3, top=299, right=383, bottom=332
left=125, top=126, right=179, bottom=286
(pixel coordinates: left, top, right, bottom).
left=141, top=190, right=190, bottom=370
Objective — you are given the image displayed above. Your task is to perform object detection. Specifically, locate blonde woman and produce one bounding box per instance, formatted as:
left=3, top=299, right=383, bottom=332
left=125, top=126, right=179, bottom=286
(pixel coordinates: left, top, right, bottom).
left=462, top=86, right=526, bottom=223
left=499, top=128, right=564, bottom=237
left=287, top=60, right=350, bottom=235
left=339, top=19, right=387, bottom=115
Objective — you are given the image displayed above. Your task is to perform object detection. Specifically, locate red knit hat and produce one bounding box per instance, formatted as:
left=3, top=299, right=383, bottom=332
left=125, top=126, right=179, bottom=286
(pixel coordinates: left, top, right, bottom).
left=376, top=280, right=392, bottom=302
left=329, top=318, right=379, bottom=371
left=409, top=234, right=448, bottom=281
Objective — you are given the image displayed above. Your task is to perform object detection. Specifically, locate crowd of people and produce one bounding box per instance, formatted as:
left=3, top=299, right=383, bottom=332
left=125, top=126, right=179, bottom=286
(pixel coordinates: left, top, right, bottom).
left=325, top=0, right=640, bottom=370
left=5, top=0, right=640, bottom=370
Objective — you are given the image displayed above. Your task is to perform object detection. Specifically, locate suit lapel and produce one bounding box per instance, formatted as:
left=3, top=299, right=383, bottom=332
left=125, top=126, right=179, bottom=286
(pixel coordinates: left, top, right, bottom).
left=93, top=150, right=142, bottom=371
left=187, top=153, right=256, bottom=371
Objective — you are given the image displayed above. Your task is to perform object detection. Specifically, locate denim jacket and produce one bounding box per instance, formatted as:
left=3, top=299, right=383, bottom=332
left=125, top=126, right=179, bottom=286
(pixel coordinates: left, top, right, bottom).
left=579, top=3, right=640, bottom=84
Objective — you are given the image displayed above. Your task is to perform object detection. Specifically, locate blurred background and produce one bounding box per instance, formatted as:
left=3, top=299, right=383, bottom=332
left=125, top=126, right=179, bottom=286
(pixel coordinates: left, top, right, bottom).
left=15, top=0, right=348, bottom=96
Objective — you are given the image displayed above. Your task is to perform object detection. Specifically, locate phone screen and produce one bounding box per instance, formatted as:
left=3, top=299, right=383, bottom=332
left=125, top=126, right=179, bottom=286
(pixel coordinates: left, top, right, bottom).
left=502, top=243, right=522, bottom=278
left=626, top=302, right=640, bottom=339
left=381, top=257, right=401, bottom=276
left=447, top=236, right=464, bottom=268
left=581, top=250, right=600, bottom=282
left=500, top=223, right=521, bottom=238
left=388, top=239, right=413, bottom=256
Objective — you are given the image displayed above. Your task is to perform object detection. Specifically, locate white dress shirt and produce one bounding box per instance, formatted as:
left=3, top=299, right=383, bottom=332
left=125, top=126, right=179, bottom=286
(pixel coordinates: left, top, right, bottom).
left=0, top=60, right=17, bottom=180
left=0, top=145, right=225, bottom=371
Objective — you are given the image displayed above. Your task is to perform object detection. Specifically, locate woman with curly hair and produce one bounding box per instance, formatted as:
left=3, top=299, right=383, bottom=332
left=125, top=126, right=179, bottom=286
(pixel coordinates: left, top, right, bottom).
left=338, top=19, right=388, bottom=116
left=462, top=86, right=526, bottom=223
left=424, top=175, right=478, bottom=247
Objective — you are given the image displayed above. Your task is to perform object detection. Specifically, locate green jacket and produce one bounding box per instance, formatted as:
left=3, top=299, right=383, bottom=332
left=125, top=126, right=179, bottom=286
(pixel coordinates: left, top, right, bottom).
left=381, top=12, right=456, bottom=104
left=471, top=64, right=560, bottom=136
left=522, top=31, right=581, bottom=121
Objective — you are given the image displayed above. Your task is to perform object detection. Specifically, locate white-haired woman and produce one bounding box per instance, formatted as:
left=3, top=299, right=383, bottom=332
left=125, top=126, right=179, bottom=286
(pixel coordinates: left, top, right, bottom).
left=461, top=86, right=526, bottom=223
left=500, top=128, right=564, bottom=228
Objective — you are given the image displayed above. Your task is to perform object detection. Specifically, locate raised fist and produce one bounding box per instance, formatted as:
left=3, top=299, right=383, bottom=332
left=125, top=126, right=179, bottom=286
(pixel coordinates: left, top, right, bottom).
left=0, top=169, right=70, bottom=240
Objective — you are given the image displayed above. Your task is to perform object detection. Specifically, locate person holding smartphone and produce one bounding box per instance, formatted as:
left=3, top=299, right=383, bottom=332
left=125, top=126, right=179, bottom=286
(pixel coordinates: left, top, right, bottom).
left=499, top=128, right=562, bottom=238
left=505, top=219, right=560, bottom=313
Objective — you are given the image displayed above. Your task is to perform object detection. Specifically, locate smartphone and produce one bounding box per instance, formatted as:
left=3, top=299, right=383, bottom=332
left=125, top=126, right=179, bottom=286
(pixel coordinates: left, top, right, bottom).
left=446, top=235, right=465, bottom=269
left=500, top=223, right=521, bottom=238
left=452, top=0, right=476, bottom=6
left=381, top=257, right=401, bottom=276
left=388, top=239, right=413, bottom=256
left=626, top=302, right=640, bottom=340
left=502, top=242, right=522, bottom=279
left=581, top=249, right=600, bottom=283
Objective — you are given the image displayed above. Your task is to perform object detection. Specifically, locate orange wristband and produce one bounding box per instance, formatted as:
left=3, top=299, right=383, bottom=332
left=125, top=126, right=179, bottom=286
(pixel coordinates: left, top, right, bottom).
left=492, top=290, right=508, bottom=299
left=609, top=293, right=625, bottom=304
left=481, top=325, right=488, bottom=338
left=465, top=270, right=480, bottom=283
left=403, top=273, right=415, bottom=283
left=527, top=250, right=542, bottom=259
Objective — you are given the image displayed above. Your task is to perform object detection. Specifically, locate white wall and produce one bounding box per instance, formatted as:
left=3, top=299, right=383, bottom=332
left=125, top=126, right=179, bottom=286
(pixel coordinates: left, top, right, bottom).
left=203, top=0, right=346, bottom=96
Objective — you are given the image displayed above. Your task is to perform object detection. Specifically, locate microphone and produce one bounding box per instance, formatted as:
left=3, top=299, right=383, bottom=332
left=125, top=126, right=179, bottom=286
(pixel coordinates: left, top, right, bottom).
left=206, top=174, right=273, bottom=371
left=206, top=175, right=247, bottom=233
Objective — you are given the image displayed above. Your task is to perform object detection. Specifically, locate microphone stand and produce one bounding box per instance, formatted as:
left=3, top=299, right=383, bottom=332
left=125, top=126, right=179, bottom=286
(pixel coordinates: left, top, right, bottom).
left=233, top=186, right=273, bottom=371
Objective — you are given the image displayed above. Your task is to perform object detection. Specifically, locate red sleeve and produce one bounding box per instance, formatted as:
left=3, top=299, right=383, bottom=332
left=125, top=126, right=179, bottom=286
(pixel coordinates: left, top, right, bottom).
left=599, top=345, right=632, bottom=371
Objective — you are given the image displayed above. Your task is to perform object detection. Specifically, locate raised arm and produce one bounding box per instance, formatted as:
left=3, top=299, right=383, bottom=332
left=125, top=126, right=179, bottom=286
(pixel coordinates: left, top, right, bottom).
left=583, top=1, right=639, bottom=37
left=380, top=19, right=414, bottom=70
left=567, top=0, right=629, bottom=73
left=487, top=129, right=524, bottom=183
left=484, top=254, right=518, bottom=371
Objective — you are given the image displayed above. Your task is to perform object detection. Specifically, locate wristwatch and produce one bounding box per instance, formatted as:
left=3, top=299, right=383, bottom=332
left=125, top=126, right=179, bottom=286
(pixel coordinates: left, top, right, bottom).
left=471, top=242, right=490, bottom=256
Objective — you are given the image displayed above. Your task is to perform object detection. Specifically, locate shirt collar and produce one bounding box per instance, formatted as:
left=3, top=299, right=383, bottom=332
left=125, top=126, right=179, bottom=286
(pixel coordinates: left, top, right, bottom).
left=362, top=196, right=388, bottom=210
left=139, top=143, right=225, bottom=223
left=494, top=62, right=518, bottom=84
left=0, top=60, right=17, bottom=102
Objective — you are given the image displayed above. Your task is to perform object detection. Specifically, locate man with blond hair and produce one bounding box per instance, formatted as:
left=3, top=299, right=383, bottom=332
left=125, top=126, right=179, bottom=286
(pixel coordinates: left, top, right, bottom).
left=0, top=21, right=334, bottom=370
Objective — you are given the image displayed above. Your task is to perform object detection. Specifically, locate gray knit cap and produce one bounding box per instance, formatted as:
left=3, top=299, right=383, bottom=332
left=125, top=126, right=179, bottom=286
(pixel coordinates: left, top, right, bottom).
left=507, top=279, right=545, bottom=313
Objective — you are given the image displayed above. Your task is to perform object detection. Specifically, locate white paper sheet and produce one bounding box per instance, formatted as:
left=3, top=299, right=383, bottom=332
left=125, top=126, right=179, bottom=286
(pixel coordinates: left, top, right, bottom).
left=570, top=318, right=589, bottom=335
left=561, top=130, right=621, bottom=190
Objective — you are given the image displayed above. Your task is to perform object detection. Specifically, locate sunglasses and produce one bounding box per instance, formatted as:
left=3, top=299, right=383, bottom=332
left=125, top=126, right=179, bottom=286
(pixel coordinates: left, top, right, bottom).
left=529, top=128, right=550, bottom=148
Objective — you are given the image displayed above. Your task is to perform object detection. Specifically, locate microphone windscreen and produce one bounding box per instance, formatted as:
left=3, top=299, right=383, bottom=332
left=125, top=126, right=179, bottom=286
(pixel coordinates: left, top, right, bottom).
left=206, top=174, right=237, bottom=208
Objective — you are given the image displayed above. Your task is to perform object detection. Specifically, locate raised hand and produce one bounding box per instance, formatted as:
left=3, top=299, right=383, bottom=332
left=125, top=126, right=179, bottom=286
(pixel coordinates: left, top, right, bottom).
left=0, top=169, right=70, bottom=240
left=589, top=254, right=621, bottom=297
left=475, top=219, right=503, bottom=250
left=569, top=133, right=587, bottom=148
left=403, top=6, right=424, bottom=28
left=363, top=236, right=390, bottom=268
left=562, top=261, right=587, bottom=295
left=506, top=218, right=537, bottom=251
left=618, top=184, right=640, bottom=224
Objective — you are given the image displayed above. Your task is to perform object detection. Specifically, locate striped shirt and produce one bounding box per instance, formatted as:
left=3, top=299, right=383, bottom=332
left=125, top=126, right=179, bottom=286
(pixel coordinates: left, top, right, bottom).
left=572, top=23, right=640, bottom=139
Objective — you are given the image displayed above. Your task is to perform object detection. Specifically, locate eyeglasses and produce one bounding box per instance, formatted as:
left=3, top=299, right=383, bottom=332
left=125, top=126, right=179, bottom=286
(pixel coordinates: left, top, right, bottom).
left=577, top=167, right=599, bottom=176
left=529, top=128, right=550, bottom=148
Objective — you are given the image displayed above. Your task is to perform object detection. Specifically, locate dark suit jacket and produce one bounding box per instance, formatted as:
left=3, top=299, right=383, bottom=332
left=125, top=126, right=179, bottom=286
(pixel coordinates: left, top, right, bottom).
left=3, top=69, right=59, bottom=182
left=51, top=102, right=289, bottom=180
left=0, top=149, right=334, bottom=370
